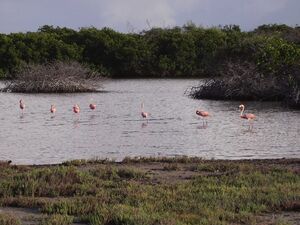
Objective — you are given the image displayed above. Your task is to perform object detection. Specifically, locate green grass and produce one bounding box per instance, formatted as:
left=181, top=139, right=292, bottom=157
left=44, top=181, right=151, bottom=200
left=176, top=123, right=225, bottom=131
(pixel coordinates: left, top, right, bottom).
left=0, top=158, right=299, bottom=225
left=40, top=214, right=73, bottom=225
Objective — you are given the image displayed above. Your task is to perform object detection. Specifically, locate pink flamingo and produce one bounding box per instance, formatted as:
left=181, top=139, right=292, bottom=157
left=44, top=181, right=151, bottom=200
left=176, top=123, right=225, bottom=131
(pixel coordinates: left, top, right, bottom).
left=196, top=109, right=210, bottom=125
left=73, top=104, right=80, bottom=114
left=239, top=104, right=256, bottom=129
left=141, top=103, right=149, bottom=121
left=19, top=99, right=25, bottom=113
left=50, top=104, right=56, bottom=114
left=89, top=103, right=96, bottom=110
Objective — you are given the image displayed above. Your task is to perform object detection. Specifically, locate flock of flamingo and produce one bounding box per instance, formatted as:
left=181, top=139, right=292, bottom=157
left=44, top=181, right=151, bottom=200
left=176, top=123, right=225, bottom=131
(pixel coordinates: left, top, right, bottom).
left=19, top=99, right=97, bottom=114
left=18, top=99, right=256, bottom=128
left=141, top=102, right=255, bottom=125
left=196, top=105, right=255, bottom=129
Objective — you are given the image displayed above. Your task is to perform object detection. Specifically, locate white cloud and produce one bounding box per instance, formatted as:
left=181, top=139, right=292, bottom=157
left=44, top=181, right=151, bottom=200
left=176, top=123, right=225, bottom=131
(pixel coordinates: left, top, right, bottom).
left=99, top=0, right=175, bottom=32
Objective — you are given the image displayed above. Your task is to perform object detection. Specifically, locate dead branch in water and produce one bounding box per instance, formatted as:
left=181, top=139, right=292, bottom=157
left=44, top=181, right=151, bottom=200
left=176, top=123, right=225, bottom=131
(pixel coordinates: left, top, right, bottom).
left=189, top=61, right=286, bottom=101
left=2, top=61, right=105, bottom=93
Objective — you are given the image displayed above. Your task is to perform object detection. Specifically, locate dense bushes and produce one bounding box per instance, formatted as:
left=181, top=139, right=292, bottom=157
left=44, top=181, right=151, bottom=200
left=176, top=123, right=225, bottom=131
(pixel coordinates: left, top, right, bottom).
left=0, top=23, right=299, bottom=79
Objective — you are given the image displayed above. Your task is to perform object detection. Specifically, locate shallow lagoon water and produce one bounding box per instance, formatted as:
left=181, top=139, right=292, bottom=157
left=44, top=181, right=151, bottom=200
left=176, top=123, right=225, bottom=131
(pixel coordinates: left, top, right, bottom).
left=0, top=79, right=299, bottom=164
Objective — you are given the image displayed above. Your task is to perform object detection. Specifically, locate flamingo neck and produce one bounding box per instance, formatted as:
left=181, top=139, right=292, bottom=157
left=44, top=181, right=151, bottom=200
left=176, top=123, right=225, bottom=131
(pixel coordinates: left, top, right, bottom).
left=240, top=108, right=245, bottom=116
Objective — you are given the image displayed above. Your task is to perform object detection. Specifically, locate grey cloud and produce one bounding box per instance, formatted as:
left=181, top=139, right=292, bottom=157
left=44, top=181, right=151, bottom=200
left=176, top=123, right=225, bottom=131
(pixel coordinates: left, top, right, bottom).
left=0, top=0, right=299, bottom=33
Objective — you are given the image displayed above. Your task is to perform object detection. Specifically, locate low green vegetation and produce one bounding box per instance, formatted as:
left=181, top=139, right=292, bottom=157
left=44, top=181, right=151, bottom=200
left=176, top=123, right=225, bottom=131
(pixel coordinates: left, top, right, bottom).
left=0, top=158, right=299, bottom=225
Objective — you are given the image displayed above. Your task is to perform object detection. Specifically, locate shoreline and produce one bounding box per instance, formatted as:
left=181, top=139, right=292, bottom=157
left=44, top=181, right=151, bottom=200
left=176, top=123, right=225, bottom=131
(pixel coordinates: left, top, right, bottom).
left=2, top=156, right=300, bottom=166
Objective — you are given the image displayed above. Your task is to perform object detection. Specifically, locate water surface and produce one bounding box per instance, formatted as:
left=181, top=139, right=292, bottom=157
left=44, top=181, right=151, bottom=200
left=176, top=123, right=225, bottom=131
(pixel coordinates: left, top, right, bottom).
left=0, top=79, right=299, bottom=164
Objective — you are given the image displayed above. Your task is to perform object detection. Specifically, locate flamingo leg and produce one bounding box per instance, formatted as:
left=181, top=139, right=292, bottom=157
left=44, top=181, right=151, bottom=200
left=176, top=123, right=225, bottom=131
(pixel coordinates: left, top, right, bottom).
left=248, top=119, right=254, bottom=130
left=202, top=118, right=208, bottom=128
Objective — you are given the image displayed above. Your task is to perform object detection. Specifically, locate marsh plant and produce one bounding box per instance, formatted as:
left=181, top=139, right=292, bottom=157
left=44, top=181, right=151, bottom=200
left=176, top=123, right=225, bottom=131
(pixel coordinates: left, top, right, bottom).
left=0, top=158, right=299, bottom=225
left=0, top=213, right=21, bottom=225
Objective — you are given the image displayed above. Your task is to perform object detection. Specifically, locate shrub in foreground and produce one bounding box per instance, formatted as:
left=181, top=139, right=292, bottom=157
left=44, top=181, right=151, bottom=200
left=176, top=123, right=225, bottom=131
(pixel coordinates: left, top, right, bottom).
left=40, top=214, right=73, bottom=225
left=0, top=213, right=20, bottom=225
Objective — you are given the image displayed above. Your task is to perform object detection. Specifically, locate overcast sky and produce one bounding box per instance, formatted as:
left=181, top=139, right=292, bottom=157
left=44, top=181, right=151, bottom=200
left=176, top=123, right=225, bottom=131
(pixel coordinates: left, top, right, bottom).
left=0, top=0, right=299, bottom=34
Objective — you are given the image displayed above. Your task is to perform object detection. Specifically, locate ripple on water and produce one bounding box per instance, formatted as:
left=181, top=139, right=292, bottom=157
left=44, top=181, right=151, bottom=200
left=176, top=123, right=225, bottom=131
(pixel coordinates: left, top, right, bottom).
left=0, top=79, right=299, bottom=164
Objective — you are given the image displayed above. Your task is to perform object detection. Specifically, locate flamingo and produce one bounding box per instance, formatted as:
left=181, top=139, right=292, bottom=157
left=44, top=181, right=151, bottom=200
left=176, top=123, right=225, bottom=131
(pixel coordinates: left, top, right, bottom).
left=141, top=103, right=149, bottom=121
left=73, top=104, right=80, bottom=114
left=50, top=104, right=56, bottom=114
left=19, top=99, right=25, bottom=113
left=196, top=109, right=210, bottom=125
left=239, top=104, right=256, bottom=129
left=89, top=103, right=96, bottom=110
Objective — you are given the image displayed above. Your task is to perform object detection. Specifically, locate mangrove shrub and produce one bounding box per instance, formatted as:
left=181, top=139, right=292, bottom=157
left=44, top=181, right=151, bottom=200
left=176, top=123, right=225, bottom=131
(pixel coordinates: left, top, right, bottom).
left=0, top=24, right=299, bottom=78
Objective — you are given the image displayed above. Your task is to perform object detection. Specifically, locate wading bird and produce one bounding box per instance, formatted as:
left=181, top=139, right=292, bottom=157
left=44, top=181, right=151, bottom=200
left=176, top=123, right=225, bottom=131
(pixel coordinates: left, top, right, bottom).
left=89, top=103, right=96, bottom=110
left=50, top=104, right=56, bottom=114
left=19, top=99, right=25, bottom=113
left=239, top=104, right=256, bottom=129
left=141, top=103, right=149, bottom=121
left=196, top=109, right=210, bottom=125
left=73, top=104, right=80, bottom=114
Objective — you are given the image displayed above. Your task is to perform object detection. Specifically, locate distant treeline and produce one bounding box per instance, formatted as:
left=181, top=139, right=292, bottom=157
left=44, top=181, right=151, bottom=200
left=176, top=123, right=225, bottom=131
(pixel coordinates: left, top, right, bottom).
left=0, top=23, right=300, bottom=78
